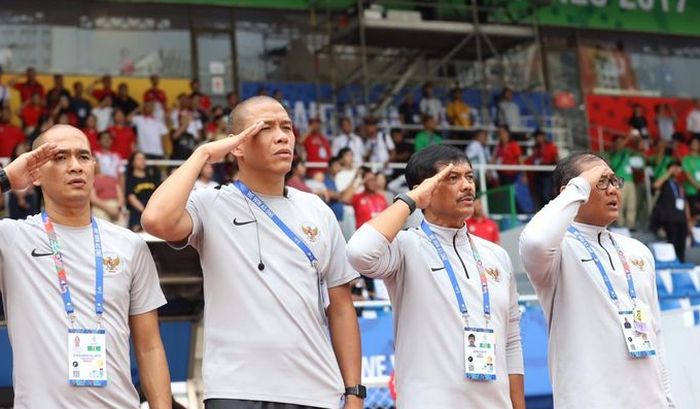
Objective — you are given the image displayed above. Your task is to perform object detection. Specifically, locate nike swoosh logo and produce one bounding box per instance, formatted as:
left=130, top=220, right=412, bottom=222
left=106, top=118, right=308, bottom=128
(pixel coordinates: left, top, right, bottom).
left=31, top=249, right=53, bottom=257
left=580, top=258, right=594, bottom=262
left=232, top=218, right=255, bottom=226
left=430, top=266, right=445, bottom=272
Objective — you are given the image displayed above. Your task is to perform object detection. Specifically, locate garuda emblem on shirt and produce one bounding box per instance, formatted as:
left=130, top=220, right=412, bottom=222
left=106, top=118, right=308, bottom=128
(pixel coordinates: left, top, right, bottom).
left=485, top=267, right=501, bottom=282
left=630, top=257, right=646, bottom=271
left=302, top=225, right=319, bottom=242
left=103, top=256, right=121, bottom=274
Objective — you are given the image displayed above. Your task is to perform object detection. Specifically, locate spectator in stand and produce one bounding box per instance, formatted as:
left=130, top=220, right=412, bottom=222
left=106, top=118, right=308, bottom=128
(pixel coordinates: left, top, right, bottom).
left=651, top=161, right=690, bottom=262
left=364, top=117, right=395, bottom=173
left=399, top=93, right=420, bottom=125
left=497, top=87, right=521, bottom=130
left=113, top=82, right=139, bottom=116
left=88, top=74, right=116, bottom=102
left=529, top=129, right=559, bottom=208
left=81, top=114, right=100, bottom=153
left=170, top=94, right=203, bottom=142
left=414, top=115, right=442, bottom=152
left=301, top=118, right=331, bottom=178
left=349, top=169, right=388, bottom=230
left=466, top=130, right=495, bottom=186
left=682, top=138, right=700, bottom=219
left=207, top=114, right=228, bottom=142
left=493, top=125, right=523, bottom=186
left=206, top=105, right=224, bottom=138
left=609, top=134, right=637, bottom=230
left=324, top=156, right=346, bottom=223
left=189, top=78, right=211, bottom=112
left=91, top=94, right=113, bottom=132
left=0, top=106, right=25, bottom=158
left=649, top=139, right=673, bottom=180
left=671, top=132, right=690, bottom=159
left=91, top=157, right=126, bottom=226
left=133, top=101, right=168, bottom=159
left=94, top=131, right=122, bottom=179
left=655, top=103, right=676, bottom=143
left=446, top=88, right=472, bottom=128
left=8, top=66, right=44, bottom=103
left=223, top=91, right=239, bottom=116
left=109, top=108, right=137, bottom=160
left=331, top=116, right=365, bottom=167
left=170, top=110, right=198, bottom=160
left=50, top=95, right=77, bottom=127
left=143, top=74, right=167, bottom=123
left=285, top=158, right=312, bottom=193
left=419, top=82, right=442, bottom=121
left=125, top=150, right=158, bottom=232
left=18, top=92, right=43, bottom=134
left=69, top=81, right=92, bottom=127
left=628, top=104, right=649, bottom=139
left=45, top=74, right=70, bottom=111
left=193, top=163, right=219, bottom=190
left=191, top=93, right=209, bottom=125
left=466, top=197, right=500, bottom=244
left=686, top=99, right=700, bottom=141
left=0, top=66, right=10, bottom=107
left=335, top=147, right=359, bottom=238
left=7, top=143, right=39, bottom=220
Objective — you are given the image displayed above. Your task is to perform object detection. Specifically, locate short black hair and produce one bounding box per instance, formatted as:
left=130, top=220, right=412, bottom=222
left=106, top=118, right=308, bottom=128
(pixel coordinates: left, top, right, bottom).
left=552, top=152, right=607, bottom=192
left=405, top=145, right=470, bottom=189
left=338, top=147, right=353, bottom=158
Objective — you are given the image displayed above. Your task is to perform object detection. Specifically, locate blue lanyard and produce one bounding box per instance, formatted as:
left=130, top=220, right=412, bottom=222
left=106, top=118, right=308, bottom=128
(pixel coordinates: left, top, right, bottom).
left=669, top=180, right=682, bottom=199
left=567, top=225, right=636, bottom=307
left=41, top=212, right=104, bottom=323
left=234, top=181, right=318, bottom=268
left=420, top=220, right=491, bottom=323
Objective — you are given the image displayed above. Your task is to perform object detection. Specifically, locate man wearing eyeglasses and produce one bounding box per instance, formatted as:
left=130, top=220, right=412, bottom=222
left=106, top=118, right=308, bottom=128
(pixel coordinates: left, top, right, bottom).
left=519, top=152, right=674, bottom=408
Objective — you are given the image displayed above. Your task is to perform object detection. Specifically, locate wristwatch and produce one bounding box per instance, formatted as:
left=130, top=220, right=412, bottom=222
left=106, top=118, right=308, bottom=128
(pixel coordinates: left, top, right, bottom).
left=393, top=192, right=416, bottom=214
left=0, top=169, right=10, bottom=193
left=344, top=384, right=367, bottom=399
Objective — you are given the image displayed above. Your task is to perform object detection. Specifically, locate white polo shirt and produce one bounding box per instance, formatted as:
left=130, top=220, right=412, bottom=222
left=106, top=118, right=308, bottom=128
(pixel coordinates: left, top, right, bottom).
left=347, top=221, right=524, bottom=409
left=519, top=177, right=674, bottom=408
left=182, top=185, right=358, bottom=408
left=132, top=115, right=168, bottom=157
left=331, top=133, right=365, bottom=167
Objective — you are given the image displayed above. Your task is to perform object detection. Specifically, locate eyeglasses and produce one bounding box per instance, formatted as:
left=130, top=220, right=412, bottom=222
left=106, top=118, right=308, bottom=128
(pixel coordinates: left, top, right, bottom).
left=596, top=175, right=624, bottom=190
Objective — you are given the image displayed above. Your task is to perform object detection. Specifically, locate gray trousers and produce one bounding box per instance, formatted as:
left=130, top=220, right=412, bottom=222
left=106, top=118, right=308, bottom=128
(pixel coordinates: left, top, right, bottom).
left=204, top=399, right=326, bottom=409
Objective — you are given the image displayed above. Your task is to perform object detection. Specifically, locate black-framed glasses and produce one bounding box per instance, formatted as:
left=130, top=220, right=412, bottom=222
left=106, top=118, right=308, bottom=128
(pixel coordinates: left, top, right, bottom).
left=596, top=175, right=624, bottom=190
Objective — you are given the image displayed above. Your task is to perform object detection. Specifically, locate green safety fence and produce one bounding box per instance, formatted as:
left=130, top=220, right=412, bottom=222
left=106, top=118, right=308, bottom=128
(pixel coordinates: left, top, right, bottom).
left=483, top=184, right=518, bottom=231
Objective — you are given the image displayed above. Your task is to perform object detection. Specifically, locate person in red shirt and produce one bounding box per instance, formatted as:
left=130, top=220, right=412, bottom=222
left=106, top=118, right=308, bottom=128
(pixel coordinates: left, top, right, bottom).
left=143, top=74, right=167, bottom=108
left=672, top=132, right=690, bottom=160
left=301, top=118, right=331, bottom=178
left=189, top=78, right=211, bottom=112
left=9, top=67, right=45, bottom=102
left=0, top=106, right=26, bottom=158
left=493, top=125, right=523, bottom=186
left=529, top=129, right=559, bottom=208
left=466, top=197, right=500, bottom=244
left=108, top=108, right=137, bottom=160
left=81, top=114, right=100, bottom=153
left=18, top=92, right=43, bottom=133
left=350, top=169, right=388, bottom=229
left=88, top=74, right=116, bottom=102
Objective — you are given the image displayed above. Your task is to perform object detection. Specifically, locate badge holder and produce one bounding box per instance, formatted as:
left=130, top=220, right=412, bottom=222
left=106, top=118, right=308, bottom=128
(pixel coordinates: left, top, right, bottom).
left=67, top=317, right=108, bottom=387
left=619, top=308, right=655, bottom=359
left=463, top=317, right=497, bottom=381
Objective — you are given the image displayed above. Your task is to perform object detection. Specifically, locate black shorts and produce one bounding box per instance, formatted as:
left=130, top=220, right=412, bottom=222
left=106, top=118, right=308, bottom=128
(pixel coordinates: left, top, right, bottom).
left=204, top=400, right=325, bottom=409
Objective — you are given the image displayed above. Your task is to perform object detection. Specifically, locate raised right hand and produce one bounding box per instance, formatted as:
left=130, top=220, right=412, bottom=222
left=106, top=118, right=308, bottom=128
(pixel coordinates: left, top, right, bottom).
left=4, top=143, right=59, bottom=190
left=407, top=163, right=454, bottom=209
left=579, top=163, right=610, bottom=191
left=198, top=121, right=265, bottom=163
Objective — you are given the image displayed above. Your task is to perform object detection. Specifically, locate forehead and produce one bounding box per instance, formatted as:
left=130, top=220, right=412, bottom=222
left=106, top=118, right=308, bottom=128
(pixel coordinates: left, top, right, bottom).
left=241, top=101, right=289, bottom=125
left=44, top=129, right=91, bottom=151
left=436, top=161, right=472, bottom=173
left=577, top=157, right=611, bottom=173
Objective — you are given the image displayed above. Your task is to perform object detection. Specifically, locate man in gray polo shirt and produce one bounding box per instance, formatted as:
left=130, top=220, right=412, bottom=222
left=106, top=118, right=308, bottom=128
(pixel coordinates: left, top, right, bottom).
left=142, top=96, right=363, bottom=409
left=0, top=124, right=170, bottom=408
left=347, top=145, right=525, bottom=409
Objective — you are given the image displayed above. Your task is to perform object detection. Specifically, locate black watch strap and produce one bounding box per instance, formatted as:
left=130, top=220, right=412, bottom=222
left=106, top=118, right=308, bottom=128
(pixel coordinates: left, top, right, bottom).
left=344, top=384, right=367, bottom=399
left=393, top=192, right=416, bottom=214
left=0, top=169, right=10, bottom=193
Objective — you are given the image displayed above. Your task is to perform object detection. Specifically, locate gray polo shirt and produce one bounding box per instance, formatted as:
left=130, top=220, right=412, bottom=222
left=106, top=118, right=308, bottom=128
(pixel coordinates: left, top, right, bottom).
left=0, top=214, right=166, bottom=409
left=347, top=221, right=524, bottom=409
left=183, top=185, right=358, bottom=408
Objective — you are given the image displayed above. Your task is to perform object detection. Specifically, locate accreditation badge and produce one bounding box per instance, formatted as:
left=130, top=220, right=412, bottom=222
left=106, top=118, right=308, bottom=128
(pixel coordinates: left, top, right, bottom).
left=619, top=311, right=655, bottom=358
left=676, top=198, right=685, bottom=211
left=68, top=329, right=108, bottom=387
left=464, top=327, right=496, bottom=381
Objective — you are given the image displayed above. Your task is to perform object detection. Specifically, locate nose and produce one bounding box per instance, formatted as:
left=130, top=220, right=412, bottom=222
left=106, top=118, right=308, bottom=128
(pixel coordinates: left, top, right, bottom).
left=67, top=154, right=84, bottom=173
left=274, top=126, right=292, bottom=145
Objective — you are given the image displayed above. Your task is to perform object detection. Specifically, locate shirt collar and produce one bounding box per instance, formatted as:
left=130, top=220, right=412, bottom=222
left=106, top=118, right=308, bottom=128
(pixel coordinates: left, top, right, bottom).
left=424, top=219, right=470, bottom=247
left=570, top=221, right=608, bottom=238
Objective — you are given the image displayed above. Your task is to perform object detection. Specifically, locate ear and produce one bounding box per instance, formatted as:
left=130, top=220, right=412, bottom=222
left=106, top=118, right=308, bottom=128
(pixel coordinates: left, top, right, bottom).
left=559, top=185, right=566, bottom=194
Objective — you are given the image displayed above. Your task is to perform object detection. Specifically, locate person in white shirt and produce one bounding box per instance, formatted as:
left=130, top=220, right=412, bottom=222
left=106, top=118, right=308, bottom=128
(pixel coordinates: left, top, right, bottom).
left=685, top=99, right=700, bottom=140
left=193, top=163, right=219, bottom=190
left=141, top=96, right=364, bottom=409
left=347, top=145, right=525, bottom=409
left=465, top=130, right=497, bottom=185
left=363, top=118, right=395, bottom=174
left=132, top=101, right=168, bottom=159
left=332, top=117, right=365, bottom=167
left=91, top=95, right=113, bottom=132
left=519, top=152, right=674, bottom=408
left=419, top=82, right=443, bottom=122
left=497, top=88, right=521, bottom=131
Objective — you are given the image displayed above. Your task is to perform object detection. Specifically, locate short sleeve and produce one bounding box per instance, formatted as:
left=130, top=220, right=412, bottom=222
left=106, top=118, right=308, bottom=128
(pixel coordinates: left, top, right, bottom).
left=129, top=237, right=167, bottom=315
left=171, top=189, right=207, bottom=251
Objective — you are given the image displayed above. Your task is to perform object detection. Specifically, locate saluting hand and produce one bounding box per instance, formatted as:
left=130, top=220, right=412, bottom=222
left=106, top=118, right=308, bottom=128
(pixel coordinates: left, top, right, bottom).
left=579, top=163, right=610, bottom=191
left=4, top=143, right=59, bottom=190
left=407, top=163, right=455, bottom=209
left=198, top=121, right=265, bottom=163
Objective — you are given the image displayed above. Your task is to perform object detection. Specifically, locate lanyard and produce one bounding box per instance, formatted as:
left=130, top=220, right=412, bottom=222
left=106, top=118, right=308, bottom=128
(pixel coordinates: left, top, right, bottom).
left=420, top=220, right=491, bottom=324
left=669, top=180, right=682, bottom=199
left=234, top=181, right=318, bottom=268
left=42, top=212, right=104, bottom=325
left=567, top=225, right=636, bottom=308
